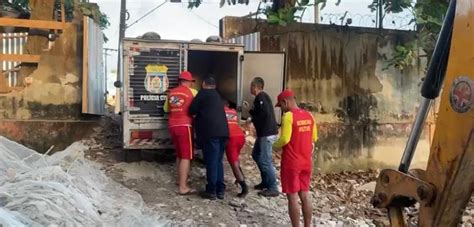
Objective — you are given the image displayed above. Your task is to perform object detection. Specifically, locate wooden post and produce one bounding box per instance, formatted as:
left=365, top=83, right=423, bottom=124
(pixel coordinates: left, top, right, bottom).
left=61, top=0, right=66, bottom=24
left=0, top=33, right=9, bottom=93
left=82, top=17, right=89, bottom=113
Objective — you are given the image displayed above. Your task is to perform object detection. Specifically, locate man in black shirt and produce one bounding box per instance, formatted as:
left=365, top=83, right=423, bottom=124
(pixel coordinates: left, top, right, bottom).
left=189, top=76, right=229, bottom=200
left=248, top=77, right=279, bottom=197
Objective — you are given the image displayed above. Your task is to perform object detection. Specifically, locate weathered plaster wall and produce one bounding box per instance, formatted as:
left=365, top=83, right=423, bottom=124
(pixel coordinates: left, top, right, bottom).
left=221, top=17, right=432, bottom=171
left=0, top=19, right=82, bottom=120
left=0, top=13, right=98, bottom=152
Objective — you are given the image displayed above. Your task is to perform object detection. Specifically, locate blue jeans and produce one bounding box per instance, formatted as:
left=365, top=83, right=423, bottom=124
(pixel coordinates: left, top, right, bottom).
left=202, top=137, right=228, bottom=195
left=252, top=135, right=278, bottom=191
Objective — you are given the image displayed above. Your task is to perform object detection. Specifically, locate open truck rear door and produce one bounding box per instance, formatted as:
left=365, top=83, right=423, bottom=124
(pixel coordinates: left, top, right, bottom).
left=241, top=52, right=286, bottom=123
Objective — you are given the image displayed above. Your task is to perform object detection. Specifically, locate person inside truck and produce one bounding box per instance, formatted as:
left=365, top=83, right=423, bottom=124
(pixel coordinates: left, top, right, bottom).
left=189, top=76, right=229, bottom=200
left=163, top=71, right=198, bottom=195
left=223, top=99, right=249, bottom=198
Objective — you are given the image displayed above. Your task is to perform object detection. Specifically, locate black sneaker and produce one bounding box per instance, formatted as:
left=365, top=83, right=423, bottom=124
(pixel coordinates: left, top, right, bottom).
left=254, top=183, right=266, bottom=190
left=238, top=181, right=249, bottom=198
left=217, top=193, right=225, bottom=200
left=200, top=191, right=217, bottom=200
left=257, top=189, right=280, bottom=197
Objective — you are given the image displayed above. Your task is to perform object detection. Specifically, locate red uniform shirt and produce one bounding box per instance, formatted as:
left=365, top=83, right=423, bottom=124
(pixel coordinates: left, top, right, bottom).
left=167, top=85, right=194, bottom=127
left=281, top=108, right=315, bottom=170
left=224, top=106, right=244, bottom=137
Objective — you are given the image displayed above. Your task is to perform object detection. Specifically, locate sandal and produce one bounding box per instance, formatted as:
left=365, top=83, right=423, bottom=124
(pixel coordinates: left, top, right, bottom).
left=177, top=189, right=197, bottom=196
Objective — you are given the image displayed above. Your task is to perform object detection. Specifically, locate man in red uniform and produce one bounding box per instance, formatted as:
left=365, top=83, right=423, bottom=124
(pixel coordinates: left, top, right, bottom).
left=224, top=101, right=248, bottom=197
left=273, top=89, right=318, bottom=227
left=164, top=71, right=197, bottom=195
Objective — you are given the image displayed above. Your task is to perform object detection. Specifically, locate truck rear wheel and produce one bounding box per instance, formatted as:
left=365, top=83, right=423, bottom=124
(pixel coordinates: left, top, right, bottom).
left=125, top=150, right=142, bottom=163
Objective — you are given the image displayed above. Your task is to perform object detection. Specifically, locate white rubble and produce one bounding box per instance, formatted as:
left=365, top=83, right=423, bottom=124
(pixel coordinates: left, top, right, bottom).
left=0, top=136, right=167, bottom=227
left=356, top=181, right=377, bottom=192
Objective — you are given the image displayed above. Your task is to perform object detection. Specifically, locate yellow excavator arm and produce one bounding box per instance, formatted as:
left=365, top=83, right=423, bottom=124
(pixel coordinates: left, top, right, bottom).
left=372, top=0, right=474, bottom=226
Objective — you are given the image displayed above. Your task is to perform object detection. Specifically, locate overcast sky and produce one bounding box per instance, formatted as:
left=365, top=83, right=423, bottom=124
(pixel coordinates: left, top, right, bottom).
left=94, top=0, right=413, bottom=93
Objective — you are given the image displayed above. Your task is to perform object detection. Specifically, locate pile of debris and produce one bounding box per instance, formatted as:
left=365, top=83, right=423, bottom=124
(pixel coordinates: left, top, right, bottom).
left=310, top=170, right=384, bottom=226
left=463, top=198, right=474, bottom=225
left=311, top=170, right=474, bottom=226
left=0, top=136, right=166, bottom=226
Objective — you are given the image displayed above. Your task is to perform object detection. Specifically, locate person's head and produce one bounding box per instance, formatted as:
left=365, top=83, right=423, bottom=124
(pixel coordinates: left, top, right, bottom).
left=179, top=71, right=194, bottom=87
left=202, top=76, right=216, bottom=89
left=221, top=97, right=229, bottom=107
left=275, top=89, right=297, bottom=112
left=250, top=77, right=264, bottom=96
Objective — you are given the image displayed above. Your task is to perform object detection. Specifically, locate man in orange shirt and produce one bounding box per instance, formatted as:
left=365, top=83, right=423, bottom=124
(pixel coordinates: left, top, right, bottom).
left=164, top=71, right=197, bottom=195
left=273, top=90, right=318, bottom=227
left=224, top=101, right=248, bottom=197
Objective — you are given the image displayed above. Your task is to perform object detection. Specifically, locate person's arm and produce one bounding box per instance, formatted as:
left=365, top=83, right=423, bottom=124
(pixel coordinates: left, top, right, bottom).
left=312, top=123, right=318, bottom=143
left=190, top=88, right=198, bottom=97
left=273, top=112, right=293, bottom=149
left=189, top=91, right=201, bottom=116
left=249, top=96, right=259, bottom=117
left=250, top=94, right=271, bottom=120
left=163, top=94, right=170, bottom=113
left=311, top=115, right=318, bottom=142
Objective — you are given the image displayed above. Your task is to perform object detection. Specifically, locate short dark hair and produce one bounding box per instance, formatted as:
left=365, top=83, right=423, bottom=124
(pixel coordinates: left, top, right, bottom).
left=203, top=76, right=216, bottom=86
left=252, top=77, right=264, bottom=89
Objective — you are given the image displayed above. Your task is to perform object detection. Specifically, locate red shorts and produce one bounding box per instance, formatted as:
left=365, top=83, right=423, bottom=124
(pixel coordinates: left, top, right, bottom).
left=225, top=135, right=245, bottom=164
left=281, top=167, right=312, bottom=194
left=169, top=126, right=194, bottom=160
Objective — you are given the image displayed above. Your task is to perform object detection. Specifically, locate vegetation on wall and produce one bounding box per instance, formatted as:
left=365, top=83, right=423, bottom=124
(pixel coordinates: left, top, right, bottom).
left=383, top=42, right=417, bottom=71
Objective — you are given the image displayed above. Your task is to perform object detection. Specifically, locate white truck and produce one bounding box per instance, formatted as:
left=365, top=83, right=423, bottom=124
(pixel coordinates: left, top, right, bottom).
left=119, top=37, right=285, bottom=150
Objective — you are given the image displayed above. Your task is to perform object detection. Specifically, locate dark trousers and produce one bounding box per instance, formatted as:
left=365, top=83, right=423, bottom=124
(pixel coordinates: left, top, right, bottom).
left=252, top=136, right=278, bottom=191
left=202, top=137, right=228, bottom=195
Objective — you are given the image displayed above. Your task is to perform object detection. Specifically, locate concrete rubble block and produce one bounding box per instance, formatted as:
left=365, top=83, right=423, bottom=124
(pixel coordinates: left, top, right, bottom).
left=356, top=181, right=376, bottom=192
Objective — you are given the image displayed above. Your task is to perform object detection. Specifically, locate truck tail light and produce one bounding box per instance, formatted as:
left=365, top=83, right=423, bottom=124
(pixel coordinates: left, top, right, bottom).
left=131, top=131, right=153, bottom=140
left=129, top=98, right=134, bottom=107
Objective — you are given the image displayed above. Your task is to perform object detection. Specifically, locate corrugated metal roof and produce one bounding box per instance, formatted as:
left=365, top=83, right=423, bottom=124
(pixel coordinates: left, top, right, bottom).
left=225, top=32, right=260, bottom=51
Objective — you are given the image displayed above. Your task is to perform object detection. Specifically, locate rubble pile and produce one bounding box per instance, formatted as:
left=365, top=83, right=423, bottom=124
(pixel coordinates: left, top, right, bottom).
left=311, top=170, right=474, bottom=226
left=310, top=170, right=385, bottom=226
left=406, top=196, right=474, bottom=226
left=463, top=197, right=474, bottom=225
left=0, top=136, right=166, bottom=227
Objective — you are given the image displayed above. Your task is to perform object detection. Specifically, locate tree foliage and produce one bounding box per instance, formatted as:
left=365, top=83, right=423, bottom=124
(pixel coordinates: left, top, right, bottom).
left=383, top=0, right=447, bottom=70
left=384, top=42, right=416, bottom=71
left=368, top=0, right=412, bottom=14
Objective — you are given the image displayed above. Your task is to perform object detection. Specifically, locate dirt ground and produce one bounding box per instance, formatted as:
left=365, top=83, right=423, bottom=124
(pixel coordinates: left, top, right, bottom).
left=81, top=115, right=473, bottom=226
left=83, top=116, right=294, bottom=226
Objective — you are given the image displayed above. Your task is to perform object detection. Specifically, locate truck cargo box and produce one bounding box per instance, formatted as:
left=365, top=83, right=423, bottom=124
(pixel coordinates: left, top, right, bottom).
left=121, top=38, right=285, bottom=150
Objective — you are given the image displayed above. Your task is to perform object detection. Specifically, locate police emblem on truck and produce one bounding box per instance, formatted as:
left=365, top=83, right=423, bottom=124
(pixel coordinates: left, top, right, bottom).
left=144, top=64, right=169, bottom=94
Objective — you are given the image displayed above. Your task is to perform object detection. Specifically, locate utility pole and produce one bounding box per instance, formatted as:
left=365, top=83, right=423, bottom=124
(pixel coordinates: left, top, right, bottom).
left=314, top=3, right=320, bottom=24
left=116, top=0, right=126, bottom=85
left=116, top=0, right=126, bottom=113
left=104, top=48, right=118, bottom=95
left=377, top=0, right=383, bottom=29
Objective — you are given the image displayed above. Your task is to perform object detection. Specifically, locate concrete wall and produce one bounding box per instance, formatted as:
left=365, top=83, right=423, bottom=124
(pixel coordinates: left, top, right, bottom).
left=221, top=17, right=434, bottom=171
